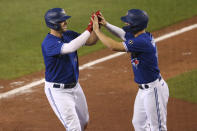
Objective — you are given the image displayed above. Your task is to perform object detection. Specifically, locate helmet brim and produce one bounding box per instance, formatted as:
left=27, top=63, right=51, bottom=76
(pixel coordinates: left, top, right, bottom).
left=58, top=15, right=71, bottom=22
left=121, top=16, right=130, bottom=23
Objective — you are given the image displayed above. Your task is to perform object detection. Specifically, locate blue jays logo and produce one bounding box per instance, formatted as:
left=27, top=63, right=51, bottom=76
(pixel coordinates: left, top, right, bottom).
left=132, top=58, right=139, bottom=68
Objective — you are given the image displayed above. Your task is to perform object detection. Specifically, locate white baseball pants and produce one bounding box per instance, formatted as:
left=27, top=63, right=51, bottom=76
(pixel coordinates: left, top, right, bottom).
left=44, top=81, right=89, bottom=131
left=132, top=77, right=169, bottom=131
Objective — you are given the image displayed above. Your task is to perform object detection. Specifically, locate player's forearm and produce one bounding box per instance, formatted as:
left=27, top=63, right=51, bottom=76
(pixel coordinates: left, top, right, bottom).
left=105, top=22, right=126, bottom=41
left=95, top=30, right=125, bottom=51
left=85, top=31, right=98, bottom=46
left=61, top=31, right=90, bottom=54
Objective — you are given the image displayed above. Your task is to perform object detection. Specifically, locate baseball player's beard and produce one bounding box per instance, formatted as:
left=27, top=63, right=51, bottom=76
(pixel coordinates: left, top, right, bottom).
left=59, top=26, right=67, bottom=33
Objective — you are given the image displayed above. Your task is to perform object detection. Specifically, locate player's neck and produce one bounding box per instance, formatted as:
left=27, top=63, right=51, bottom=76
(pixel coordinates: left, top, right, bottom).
left=50, top=29, right=62, bottom=38
left=134, top=30, right=146, bottom=37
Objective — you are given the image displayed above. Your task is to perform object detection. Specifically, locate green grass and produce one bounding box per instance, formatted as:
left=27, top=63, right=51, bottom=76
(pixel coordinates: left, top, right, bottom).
left=0, top=0, right=197, bottom=79
left=167, top=69, right=197, bottom=103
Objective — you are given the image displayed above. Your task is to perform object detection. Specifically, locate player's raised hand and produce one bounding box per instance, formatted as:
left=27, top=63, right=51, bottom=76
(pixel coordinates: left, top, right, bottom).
left=86, top=12, right=95, bottom=32
left=91, top=14, right=100, bottom=33
left=97, top=12, right=107, bottom=26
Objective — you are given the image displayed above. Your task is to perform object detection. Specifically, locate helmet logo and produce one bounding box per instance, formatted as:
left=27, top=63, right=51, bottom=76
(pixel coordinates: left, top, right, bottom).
left=61, top=9, right=66, bottom=14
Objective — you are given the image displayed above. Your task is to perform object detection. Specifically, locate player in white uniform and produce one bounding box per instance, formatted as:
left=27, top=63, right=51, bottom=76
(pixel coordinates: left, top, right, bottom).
left=42, top=8, right=100, bottom=131
left=91, top=9, right=169, bottom=131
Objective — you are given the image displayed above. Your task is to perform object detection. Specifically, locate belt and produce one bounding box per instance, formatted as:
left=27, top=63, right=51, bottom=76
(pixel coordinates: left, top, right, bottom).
left=53, top=82, right=76, bottom=89
left=139, top=76, right=162, bottom=90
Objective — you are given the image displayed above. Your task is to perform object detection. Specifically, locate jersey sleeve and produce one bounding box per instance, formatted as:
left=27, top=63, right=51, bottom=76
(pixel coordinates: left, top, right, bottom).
left=44, top=41, right=64, bottom=56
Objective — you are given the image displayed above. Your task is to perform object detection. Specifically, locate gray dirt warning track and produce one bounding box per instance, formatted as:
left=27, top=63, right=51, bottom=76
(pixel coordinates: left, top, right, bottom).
left=0, top=17, right=197, bottom=131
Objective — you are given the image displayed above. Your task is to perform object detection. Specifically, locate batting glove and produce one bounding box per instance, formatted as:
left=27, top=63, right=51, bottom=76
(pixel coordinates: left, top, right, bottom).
left=86, top=13, right=95, bottom=33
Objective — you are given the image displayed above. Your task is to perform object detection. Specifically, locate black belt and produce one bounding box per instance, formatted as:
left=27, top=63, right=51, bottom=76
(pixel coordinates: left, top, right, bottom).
left=139, top=85, right=149, bottom=90
left=53, top=83, right=76, bottom=89
left=139, top=76, right=162, bottom=90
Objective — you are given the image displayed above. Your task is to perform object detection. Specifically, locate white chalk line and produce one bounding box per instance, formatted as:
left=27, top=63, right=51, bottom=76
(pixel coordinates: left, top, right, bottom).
left=0, top=23, right=197, bottom=99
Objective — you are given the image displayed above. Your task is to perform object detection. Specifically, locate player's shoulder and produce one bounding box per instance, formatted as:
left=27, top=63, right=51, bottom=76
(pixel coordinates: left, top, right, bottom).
left=136, top=32, right=153, bottom=44
left=44, top=33, right=59, bottom=41
left=124, top=32, right=153, bottom=48
left=63, top=30, right=80, bottom=38
left=42, top=33, right=59, bottom=47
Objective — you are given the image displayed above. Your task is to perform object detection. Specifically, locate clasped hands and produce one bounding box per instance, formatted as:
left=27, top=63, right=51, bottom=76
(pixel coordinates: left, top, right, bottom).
left=86, top=10, right=106, bottom=33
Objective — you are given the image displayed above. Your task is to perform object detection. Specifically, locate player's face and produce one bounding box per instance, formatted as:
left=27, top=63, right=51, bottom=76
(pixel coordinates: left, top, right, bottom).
left=59, top=20, right=68, bottom=32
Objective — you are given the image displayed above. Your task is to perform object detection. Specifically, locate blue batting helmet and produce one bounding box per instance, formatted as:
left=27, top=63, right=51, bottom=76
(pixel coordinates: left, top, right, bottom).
left=44, top=8, right=71, bottom=31
left=121, top=9, right=149, bottom=34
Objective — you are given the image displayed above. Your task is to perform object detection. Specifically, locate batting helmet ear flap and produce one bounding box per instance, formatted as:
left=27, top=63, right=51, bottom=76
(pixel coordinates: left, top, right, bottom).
left=45, top=21, right=61, bottom=31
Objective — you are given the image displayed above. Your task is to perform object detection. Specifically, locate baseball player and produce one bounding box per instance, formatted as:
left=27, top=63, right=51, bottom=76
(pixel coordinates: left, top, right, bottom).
left=92, top=9, right=169, bottom=131
left=41, top=8, right=99, bottom=131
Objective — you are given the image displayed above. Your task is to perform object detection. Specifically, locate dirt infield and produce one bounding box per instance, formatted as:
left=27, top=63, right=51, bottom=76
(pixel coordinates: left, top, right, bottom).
left=0, top=16, right=197, bottom=131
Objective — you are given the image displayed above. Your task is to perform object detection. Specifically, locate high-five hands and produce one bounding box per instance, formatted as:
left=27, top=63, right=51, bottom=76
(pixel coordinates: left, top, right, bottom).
left=87, top=10, right=105, bottom=33
left=86, top=13, right=95, bottom=32
left=96, top=11, right=107, bottom=26
left=91, top=14, right=100, bottom=33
